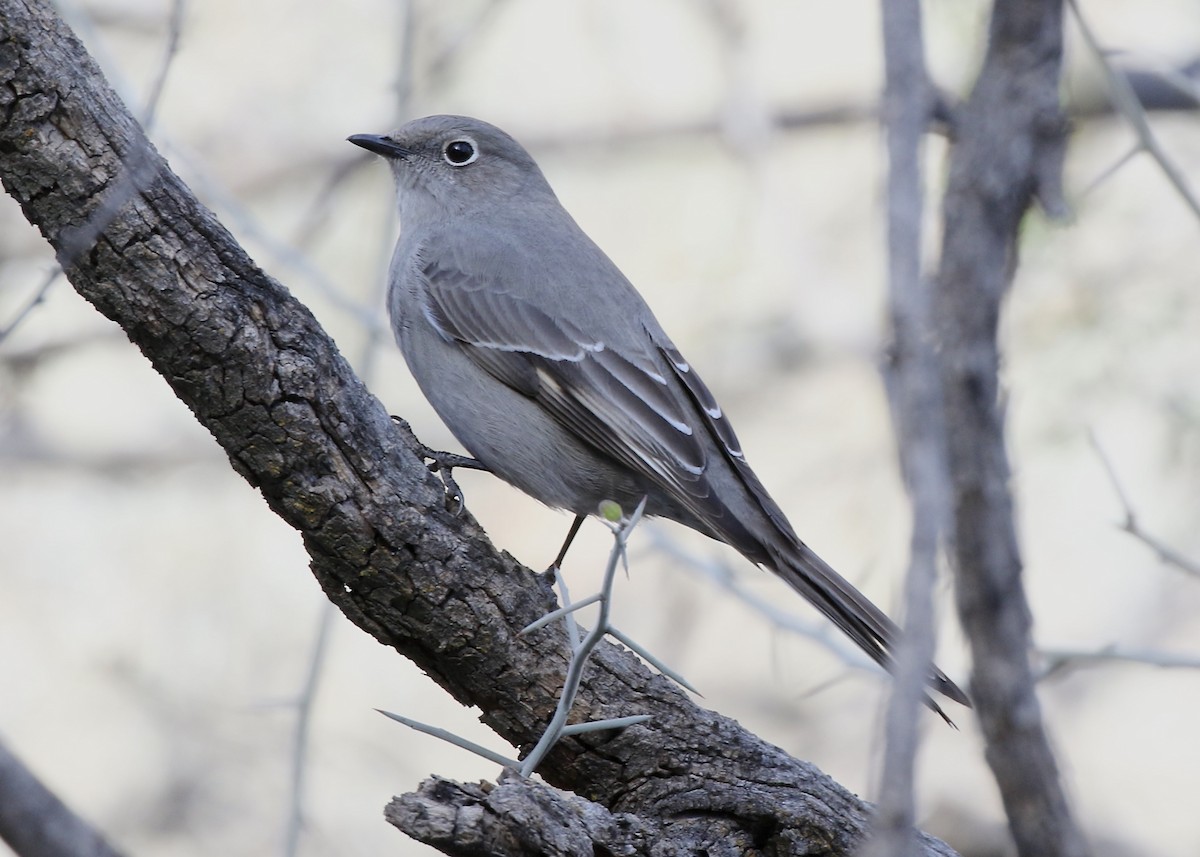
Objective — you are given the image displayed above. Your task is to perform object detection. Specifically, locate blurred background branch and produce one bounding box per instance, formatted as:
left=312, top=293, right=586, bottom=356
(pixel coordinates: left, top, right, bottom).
left=0, top=739, right=126, bottom=857
left=932, top=2, right=1089, bottom=856
left=865, top=1, right=948, bottom=856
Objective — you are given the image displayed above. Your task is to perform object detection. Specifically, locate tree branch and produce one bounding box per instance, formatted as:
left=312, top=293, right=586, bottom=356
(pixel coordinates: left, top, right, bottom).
left=0, top=1, right=957, bottom=854
left=932, top=1, right=1087, bottom=855
left=384, top=773, right=649, bottom=857
left=0, top=738, right=126, bottom=857
left=868, top=1, right=949, bottom=856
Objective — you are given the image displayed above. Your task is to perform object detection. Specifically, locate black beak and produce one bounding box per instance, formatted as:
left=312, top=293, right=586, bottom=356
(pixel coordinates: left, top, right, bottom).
left=348, top=133, right=410, bottom=159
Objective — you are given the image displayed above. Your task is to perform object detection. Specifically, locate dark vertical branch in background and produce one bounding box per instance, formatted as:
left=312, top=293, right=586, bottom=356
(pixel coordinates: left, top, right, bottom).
left=866, top=1, right=947, bottom=855
left=932, top=1, right=1086, bottom=856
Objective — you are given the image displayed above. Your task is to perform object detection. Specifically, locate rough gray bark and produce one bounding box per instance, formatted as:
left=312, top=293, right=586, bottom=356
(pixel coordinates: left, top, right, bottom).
left=932, top=1, right=1089, bottom=856
left=385, top=774, right=646, bottom=857
left=0, top=1, right=957, bottom=855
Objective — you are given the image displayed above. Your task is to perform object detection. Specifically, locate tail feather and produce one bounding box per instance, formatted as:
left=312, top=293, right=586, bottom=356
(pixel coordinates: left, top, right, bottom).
left=654, top=354, right=968, bottom=713
left=766, top=539, right=971, bottom=711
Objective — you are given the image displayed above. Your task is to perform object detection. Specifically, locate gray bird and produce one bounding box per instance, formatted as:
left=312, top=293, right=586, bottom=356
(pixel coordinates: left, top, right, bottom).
left=350, top=115, right=967, bottom=712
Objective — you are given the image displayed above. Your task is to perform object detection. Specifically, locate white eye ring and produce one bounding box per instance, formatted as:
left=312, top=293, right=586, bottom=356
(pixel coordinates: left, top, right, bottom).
left=442, top=136, right=479, bottom=167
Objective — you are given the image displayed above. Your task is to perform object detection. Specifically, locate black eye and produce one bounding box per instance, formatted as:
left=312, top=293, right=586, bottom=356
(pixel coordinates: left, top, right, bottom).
left=443, top=138, right=478, bottom=166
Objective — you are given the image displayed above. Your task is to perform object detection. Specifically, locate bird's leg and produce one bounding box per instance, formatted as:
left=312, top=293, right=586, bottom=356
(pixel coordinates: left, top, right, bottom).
left=538, top=514, right=587, bottom=587
left=549, top=514, right=586, bottom=572
left=390, top=416, right=488, bottom=513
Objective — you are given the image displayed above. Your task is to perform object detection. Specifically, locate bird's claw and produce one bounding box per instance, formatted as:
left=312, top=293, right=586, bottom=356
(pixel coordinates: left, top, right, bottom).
left=426, top=458, right=466, bottom=514
left=390, top=415, right=486, bottom=514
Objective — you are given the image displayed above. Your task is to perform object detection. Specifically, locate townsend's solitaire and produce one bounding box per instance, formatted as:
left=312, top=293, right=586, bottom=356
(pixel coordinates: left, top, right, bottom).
left=349, top=115, right=967, bottom=710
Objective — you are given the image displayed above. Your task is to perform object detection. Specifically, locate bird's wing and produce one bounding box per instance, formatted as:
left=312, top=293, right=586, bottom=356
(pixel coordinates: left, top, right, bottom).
left=420, top=257, right=715, bottom=507
left=651, top=336, right=793, bottom=531
left=420, top=255, right=970, bottom=710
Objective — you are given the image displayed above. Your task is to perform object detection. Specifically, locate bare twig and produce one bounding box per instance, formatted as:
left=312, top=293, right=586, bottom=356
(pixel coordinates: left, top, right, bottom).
left=373, top=499, right=664, bottom=776
left=282, top=602, right=335, bottom=857
left=1077, top=143, right=1139, bottom=199
left=518, top=499, right=650, bottom=776
left=0, top=268, right=61, bottom=343
left=1068, top=0, right=1200, bottom=222
left=168, top=148, right=386, bottom=333
left=424, top=0, right=512, bottom=85
left=377, top=710, right=520, bottom=769
left=140, top=0, right=186, bottom=133
left=1039, top=645, right=1200, bottom=680
left=1087, top=430, right=1200, bottom=579
left=643, top=525, right=880, bottom=677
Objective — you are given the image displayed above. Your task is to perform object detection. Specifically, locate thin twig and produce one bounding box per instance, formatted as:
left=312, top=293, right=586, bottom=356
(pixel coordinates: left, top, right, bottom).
left=606, top=625, right=699, bottom=695
left=552, top=566, right=583, bottom=650
left=525, top=538, right=696, bottom=691
left=0, top=268, right=61, bottom=343
left=374, top=500, right=659, bottom=777
left=1077, top=143, right=1139, bottom=199
left=282, top=601, right=335, bottom=857
left=1069, top=0, right=1200, bottom=222
left=377, top=711, right=519, bottom=769
left=1088, top=430, right=1200, bottom=579
left=519, top=498, right=649, bottom=777
left=1039, top=645, right=1200, bottom=679
left=424, top=0, right=513, bottom=84
left=644, top=526, right=880, bottom=676
left=559, top=715, right=652, bottom=736
left=168, top=148, right=386, bottom=333
left=521, top=592, right=603, bottom=635
left=140, top=0, right=186, bottom=133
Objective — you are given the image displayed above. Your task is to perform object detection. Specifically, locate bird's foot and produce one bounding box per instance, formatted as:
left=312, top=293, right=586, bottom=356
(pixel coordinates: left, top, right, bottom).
left=390, top=416, right=488, bottom=513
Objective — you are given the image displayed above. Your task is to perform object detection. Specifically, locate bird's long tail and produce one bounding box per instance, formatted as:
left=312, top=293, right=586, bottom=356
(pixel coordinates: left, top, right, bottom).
left=765, top=538, right=970, bottom=717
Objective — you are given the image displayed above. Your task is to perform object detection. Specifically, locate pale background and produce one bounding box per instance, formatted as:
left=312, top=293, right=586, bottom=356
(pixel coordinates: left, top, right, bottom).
left=2, top=1, right=1199, bottom=855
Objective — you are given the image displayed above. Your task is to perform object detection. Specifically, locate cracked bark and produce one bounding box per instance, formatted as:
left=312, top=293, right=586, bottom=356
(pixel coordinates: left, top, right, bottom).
left=0, top=1, right=957, bottom=855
